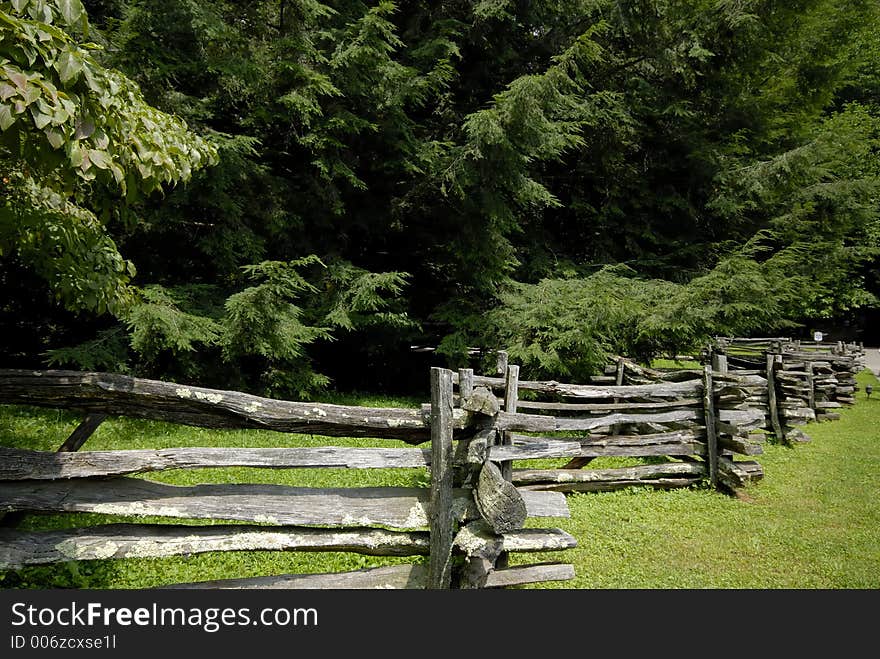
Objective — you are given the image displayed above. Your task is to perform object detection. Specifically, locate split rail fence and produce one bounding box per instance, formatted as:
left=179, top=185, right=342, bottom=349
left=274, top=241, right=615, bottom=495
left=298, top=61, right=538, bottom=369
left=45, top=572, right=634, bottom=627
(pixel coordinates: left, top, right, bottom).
left=451, top=363, right=765, bottom=495
left=0, top=368, right=576, bottom=589
left=602, top=337, right=865, bottom=445
left=1, top=339, right=864, bottom=587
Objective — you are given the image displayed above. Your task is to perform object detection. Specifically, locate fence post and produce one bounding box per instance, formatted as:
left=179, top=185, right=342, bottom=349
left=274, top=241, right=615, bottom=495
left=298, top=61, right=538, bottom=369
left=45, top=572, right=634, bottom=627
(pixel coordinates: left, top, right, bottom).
left=501, top=365, right=519, bottom=482
left=428, top=367, right=455, bottom=589
left=711, top=352, right=728, bottom=375
left=492, top=364, right=521, bottom=570
left=702, top=365, right=718, bottom=487
left=615, top=357, right=626, bottom=386
left=458, top=368, right=474, bottom=402
left=454, top=368, right=477, bottom=488
left=766, top=353, right=786, bottom=444
left=805, top=361, right=816, bottom=411
left=495, top=350, right=509, bottom=376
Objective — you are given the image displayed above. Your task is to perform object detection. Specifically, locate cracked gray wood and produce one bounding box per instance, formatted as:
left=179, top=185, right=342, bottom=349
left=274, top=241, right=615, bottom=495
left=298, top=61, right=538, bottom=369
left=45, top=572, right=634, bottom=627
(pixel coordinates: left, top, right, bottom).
left=483, top=563, right=575, bottom=588
left=497, top=430, right=707, bottom=459
left=451, top=373, right=702, bottom=400
left=517, top=477, right=703, bottom=493
left=428, top=367, right=455, bottom=589
left=0, top=524, right=576, bottom=571
left=161, top=564, right=428, bottom=589
left=0, top=369, right=444, bottom=443
left=703, top=364, right=718, bottom=486
left=0, top=525, right=430, bottom=570
left=0, top=445, right=431, bottom=480
left=0, top=478, right=569, bottom=527
left=461, top=386, right=501, bottom=416
left=512, top=461, right=706, bottom=486
left=514, top=399, right=701, bottom=412
left=161, top=560, right=576, bottom=589
left=474, top=460, right=527, bottom=534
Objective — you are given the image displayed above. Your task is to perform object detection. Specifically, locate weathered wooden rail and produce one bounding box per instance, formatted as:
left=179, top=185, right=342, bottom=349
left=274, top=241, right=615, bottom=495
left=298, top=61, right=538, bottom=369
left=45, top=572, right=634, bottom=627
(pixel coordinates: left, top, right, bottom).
left=452, top=363, right=765, bottom=496
left=0, top=369, right=440, bottom=442
left=712, top=338, right=864, bottom=443
left=0, top=368, right=576, bottom=589
left=602, top=338, right=865, bottom=445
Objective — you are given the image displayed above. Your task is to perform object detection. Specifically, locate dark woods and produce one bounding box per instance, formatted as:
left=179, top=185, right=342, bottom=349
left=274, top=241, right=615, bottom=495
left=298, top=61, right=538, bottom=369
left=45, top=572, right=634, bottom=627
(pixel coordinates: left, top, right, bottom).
left=1, top=0, right=878, bottom=396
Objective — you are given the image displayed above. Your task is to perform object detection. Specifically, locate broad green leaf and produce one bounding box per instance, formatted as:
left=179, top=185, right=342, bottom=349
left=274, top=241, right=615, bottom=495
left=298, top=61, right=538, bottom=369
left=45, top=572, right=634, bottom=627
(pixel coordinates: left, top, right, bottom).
left=93, top=128, right=108, bottom=150
left=10, top=72, right=28, bottom=91
left=23, top=83, right=40, bottom=105
left=0, top=104, right=15, bottom=130
left=57, top=0, right=85, bottom=28
left=66, top=141, right=83, bottom=166
left=51, top=105, right=69, bottom=124
left=109, top=162, right=124, bottom=184
left=21, top=45, right=38, bottom=67
left=56, top=50, right=82, bottom=84
left=88, top=148, right=111, bottom=169
left=31, top=108, right=51, bottom=129
left=25, top=2, right=42, bottom=22
left=0, top=83, right=15, bottom=101
left=11, top=0, right=28, bottom=12
left=81, top=66, right=99, bottom=92
left=73, top=115, right=94, bottom=139
left=45, top=127, right=64, bottom=148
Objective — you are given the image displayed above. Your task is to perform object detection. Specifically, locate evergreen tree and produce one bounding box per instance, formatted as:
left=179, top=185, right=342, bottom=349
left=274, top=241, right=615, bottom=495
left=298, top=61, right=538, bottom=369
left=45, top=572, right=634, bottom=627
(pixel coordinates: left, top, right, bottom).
left=3, top=0, right=877, bottom=387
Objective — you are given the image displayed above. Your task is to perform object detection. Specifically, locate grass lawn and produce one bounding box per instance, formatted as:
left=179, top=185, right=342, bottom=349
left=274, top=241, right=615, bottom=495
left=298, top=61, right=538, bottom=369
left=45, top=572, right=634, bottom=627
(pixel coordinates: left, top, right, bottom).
left=1, top=373, right=878, bottom=589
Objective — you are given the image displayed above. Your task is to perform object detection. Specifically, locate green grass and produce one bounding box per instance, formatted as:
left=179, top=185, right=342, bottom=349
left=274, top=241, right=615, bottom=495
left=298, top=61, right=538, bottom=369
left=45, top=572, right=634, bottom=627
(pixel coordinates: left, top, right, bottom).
left=651, top=357, right=702, bottom=369
left=1, top=374, right=879, bottom=589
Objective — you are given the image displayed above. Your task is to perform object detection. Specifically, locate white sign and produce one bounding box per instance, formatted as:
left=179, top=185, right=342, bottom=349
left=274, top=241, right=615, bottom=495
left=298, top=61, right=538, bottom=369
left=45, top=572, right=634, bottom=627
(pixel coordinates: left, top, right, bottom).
left=813, top=331, right=823, bottom=342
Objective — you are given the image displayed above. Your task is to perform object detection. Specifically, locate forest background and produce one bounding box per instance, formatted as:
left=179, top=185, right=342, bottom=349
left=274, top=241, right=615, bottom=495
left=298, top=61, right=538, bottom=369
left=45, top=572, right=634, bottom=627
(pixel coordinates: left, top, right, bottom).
left=2, top=0, right=878, bottom=398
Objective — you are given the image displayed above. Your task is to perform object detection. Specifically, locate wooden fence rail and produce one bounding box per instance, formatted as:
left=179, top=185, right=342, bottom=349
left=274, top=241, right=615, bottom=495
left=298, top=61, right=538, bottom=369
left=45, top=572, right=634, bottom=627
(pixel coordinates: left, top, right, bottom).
left=605, top=337, right=864, bottom=445
left=712, top=338, right=864, bottom=443
left=5, top=339, right=857, bottom=586
left=0, top=367, right=576, bottom=589
left=454, top=362, right=765, bottom=497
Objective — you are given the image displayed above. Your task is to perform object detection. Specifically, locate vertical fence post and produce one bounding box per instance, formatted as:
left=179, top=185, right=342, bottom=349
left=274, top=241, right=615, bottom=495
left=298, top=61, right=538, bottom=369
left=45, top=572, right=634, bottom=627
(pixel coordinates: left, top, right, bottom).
left=711, top=352, right=728, bottom=375
left=615, top=357, right=626, bottom=386
left=428, top=367, right=455, bottom=589
left=495, top=350, right=509, bottom=376
left=454, top=367, right=477, bottom=490
left=702, top=364, right=718, bottom=487
left=494, top=364, right=520, bottom=570
left=806, top=361, right=816, bottom=412
left=501, top=364, right=519, bottom=482
left=766, top=353, right=786, bottom=444
left=771, top=340, right=783, bottom=355
left=458, top=368, right=474, bottom=402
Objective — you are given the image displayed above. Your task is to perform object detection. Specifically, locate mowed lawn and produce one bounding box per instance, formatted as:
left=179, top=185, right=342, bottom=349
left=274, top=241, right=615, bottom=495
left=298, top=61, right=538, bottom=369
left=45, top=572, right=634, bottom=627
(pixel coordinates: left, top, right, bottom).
left=1, top=372, right=878, bottom=589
